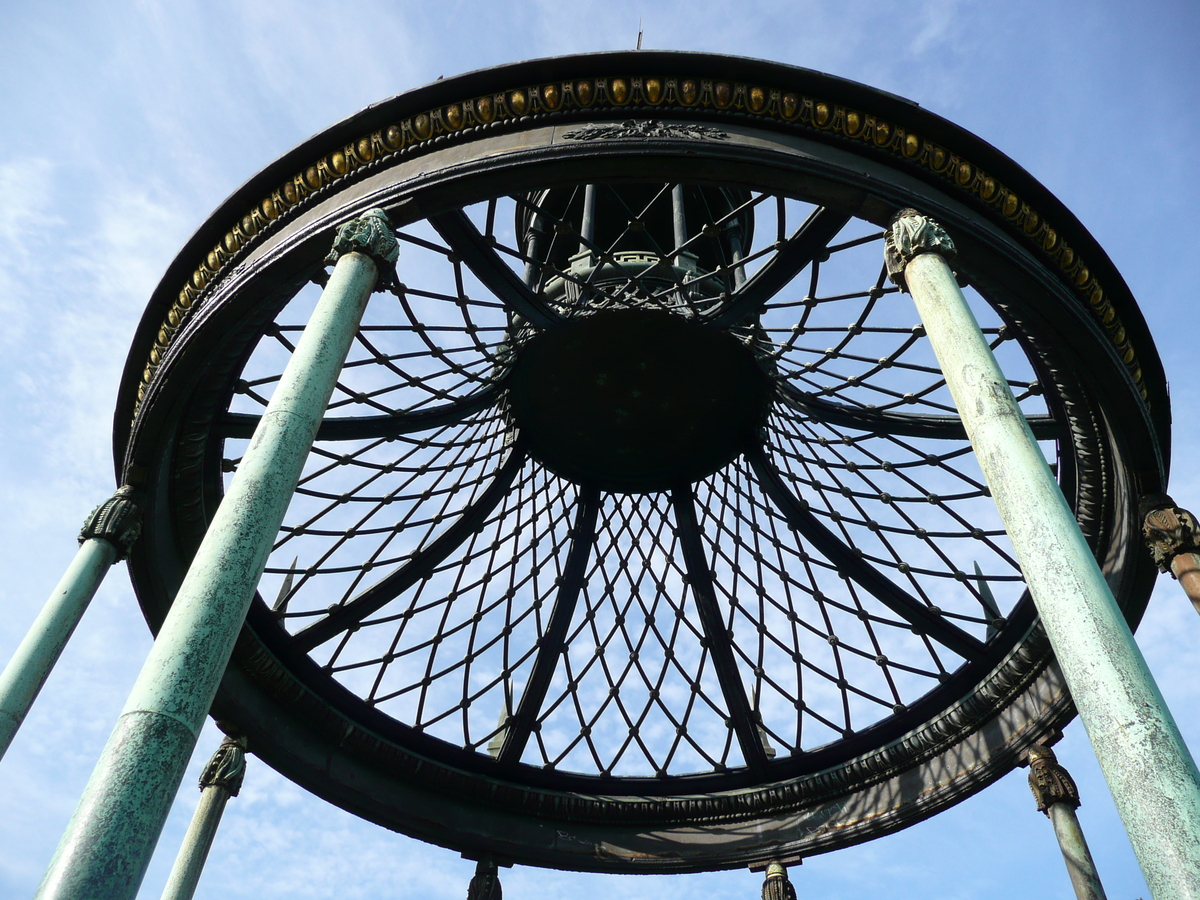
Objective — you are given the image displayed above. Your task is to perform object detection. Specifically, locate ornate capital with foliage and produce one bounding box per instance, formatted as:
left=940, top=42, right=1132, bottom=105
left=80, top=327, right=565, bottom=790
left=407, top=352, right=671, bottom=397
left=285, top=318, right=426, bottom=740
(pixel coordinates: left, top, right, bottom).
left=78, top=485, right=142, bottom=560
left=199, top=735, right=248, bottom=797
left=325, top=207, right=400, bottom=267
left=762, top=862, right=797, bottom=900
left=466, top=860, right=502, bottom=900
left=884, top=208, right=957, bottom=291
left=1143, top=503, right=1200, bottom=573
left=1027, top=744, right=1080, bottom=814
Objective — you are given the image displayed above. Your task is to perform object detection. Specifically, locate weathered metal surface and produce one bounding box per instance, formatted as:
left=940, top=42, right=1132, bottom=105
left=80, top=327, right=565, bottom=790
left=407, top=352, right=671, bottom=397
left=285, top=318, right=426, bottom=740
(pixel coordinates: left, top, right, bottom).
left=1143, top=500, right=1200, bottom=616
left=761, top=862, right=797, bottom=900
left=79, top=485, right=143, bottom=560
left=1048, top=804, right=1108, bottom=900
left=893, top=210, right=1200, bottom=900
left=198, top=734, right=247, bottom=796
left=0, top=538, right=117, bottom=760
left=1026, top=744, right=1107, bottom=900
left=1027, top=743, right=1081, bottom=813
left=35, top=213, right=390, bottom=900
left=466, top=860, right=502, bottom=900
left=159, top=737, right=247, bottom=900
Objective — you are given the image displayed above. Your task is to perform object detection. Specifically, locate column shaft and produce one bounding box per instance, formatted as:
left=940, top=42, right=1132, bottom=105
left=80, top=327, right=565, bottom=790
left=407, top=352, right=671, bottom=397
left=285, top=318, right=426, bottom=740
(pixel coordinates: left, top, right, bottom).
left=1048, top=802, right=1108, bottom=900
left=34, top=214, right=390, bottom=900
left=0, top=539, right=116, bottom=758
left=901, top=244, right=1200, bottom=900
left=159, top=787, right=230, bottom=900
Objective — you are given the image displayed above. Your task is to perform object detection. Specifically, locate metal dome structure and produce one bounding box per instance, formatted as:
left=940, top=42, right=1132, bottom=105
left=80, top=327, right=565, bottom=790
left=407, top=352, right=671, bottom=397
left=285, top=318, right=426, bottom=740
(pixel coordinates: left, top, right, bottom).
left=12, top=51, right=1200, bottom=900
left=113, top=52, right=1169, bottom=870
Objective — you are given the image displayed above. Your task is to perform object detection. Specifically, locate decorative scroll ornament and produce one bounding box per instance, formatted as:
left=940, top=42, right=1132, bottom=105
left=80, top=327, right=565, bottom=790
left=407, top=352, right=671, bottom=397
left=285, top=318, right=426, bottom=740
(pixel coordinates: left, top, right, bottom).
left=562, top=119, right=729, bottom=142
left=762, top=862, right=797, bottom=900
left=884, top=208, right=957, bottom=291
left=78, top=485, right=142, bottom=560
left=1027, top=744, right=1080, bottom=814
left=324, top=208, right=400, bottom=267
left=1142, top=503, right=1200, bottom=573
left=199, top=735, right=248, bottom=797
left=466, top=860, right=502, bottom=900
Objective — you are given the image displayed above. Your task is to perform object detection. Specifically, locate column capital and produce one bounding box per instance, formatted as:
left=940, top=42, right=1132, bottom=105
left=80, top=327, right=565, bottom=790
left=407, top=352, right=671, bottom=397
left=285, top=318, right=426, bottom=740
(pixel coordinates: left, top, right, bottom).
left=762, top=862, right=797, bottom=900
left=199, top=735, right=247, bottom=797
left=1142, top=498, right=1200, bottom=572
left=884, top=208, right=957, bottom=291
left=1027, top=744, right=1081, bottom=815
left=466, top=860, right=502, bottom=900
left=79, top=485, right=142, bottom=560
left=325, top=208, right=399, bottom=268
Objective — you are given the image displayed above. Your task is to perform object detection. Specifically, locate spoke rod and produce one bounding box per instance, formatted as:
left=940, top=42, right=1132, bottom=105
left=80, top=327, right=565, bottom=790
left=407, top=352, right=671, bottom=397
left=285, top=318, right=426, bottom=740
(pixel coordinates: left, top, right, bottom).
left=671, top=485, right=767, bottom=772
left=711, top=207, right=853, bottom=329
left=215, top=387, right=497, bottom=441
left=291, top=449, right=526, bottom=652
left=429, top=210, right=558, bottom=328
left=888, top=208, right=1200, bottom=900
left=778, top=385, right=1061, bottom=440
left=34, top=210, right=398, bottom=900
left=498, top=488, right=600, bottom=764
left=746, top=444, right=985, bottom=660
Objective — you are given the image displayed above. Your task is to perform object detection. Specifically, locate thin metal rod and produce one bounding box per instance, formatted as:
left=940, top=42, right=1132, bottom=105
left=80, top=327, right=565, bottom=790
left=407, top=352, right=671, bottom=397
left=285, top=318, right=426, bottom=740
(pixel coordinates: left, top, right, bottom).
left=728, top=230, right=747, bottom=289
left=746, top=444, right=984, bottom=659
left=158, top=786, right=228, bottom=900
left=671, top=484, right=767, bottom=772
left=291, top=449, right=525, bottom=652
left=1049, top=803, right=1108, bottom=900
left=34, top=211, right=395, bottom=900
left=499, top=488, right=599, bottom=764
left=1169, top=552, right=1200, bottom=617
left=891, top=210, right=1200, bottom=900
left=579, top=184, right=597, bottom=258
left=159, top=737, right=246, bottom=900
left=0, top=539, right=115, bottom=759
left=671, top=184, right=686, bottom=264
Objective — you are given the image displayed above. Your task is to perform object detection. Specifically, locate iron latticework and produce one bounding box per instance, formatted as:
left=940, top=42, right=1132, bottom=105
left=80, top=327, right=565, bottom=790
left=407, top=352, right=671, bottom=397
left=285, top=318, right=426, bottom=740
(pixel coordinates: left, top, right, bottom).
left=115, top=53, right=1167, bottom=872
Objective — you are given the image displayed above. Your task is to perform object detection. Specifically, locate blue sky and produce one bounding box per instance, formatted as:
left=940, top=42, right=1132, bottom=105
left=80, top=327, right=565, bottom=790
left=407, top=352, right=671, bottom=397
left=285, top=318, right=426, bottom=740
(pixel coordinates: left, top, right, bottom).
left=1, top=1, right=1199, bottom=898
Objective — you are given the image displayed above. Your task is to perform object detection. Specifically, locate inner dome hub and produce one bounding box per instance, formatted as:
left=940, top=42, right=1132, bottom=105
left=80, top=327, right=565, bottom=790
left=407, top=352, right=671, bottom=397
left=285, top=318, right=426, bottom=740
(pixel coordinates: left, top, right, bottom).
left=506, top=309, right=774, bottom=492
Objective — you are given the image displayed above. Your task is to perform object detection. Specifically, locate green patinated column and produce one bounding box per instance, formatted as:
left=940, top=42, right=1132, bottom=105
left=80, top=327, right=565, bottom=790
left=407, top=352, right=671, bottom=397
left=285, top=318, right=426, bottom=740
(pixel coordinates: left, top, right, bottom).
left=159, top=735, right=247, bottom=900
left=885, top=209, right=1200, bottom=900
left=35, top=209, right=398, bottom=900
left=0, top=486, right=141, bottom=760
left=1027, top=744, right=1107, bottom=900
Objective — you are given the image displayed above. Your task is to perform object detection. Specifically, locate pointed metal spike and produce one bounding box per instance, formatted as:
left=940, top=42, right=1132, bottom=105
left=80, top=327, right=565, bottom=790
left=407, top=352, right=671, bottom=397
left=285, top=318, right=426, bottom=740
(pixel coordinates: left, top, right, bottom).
left=757, top=724, right=777, bottom=760
left=272, top=557, right=299, bottom=613
left=487, top=702, right=511, bottom=759
left=974, top=561, right=1004, bottom=637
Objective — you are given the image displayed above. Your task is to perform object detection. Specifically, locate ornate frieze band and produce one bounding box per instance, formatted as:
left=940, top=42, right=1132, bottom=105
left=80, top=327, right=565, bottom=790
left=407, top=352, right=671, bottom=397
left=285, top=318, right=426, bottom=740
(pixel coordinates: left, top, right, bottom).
left=136, top=73, right=1144, bottom=415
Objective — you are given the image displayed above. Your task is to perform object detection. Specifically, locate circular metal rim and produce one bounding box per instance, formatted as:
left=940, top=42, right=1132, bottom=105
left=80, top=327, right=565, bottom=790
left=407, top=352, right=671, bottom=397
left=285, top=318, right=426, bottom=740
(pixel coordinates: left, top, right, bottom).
left=115, top=53, right=1168, bottom=873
